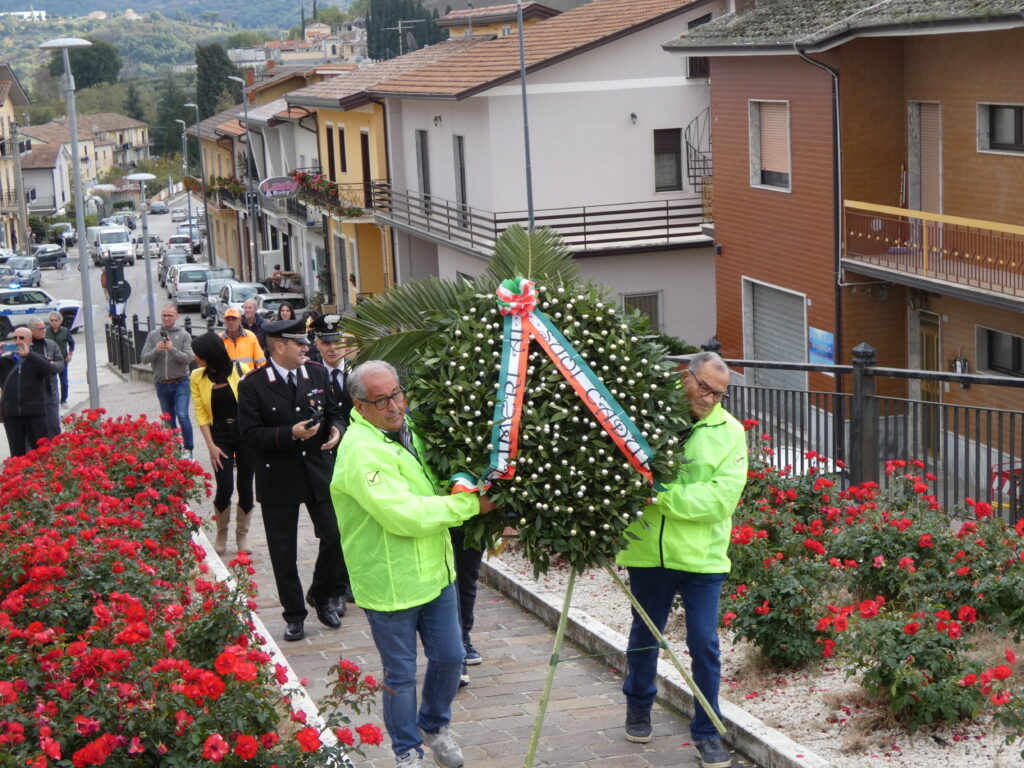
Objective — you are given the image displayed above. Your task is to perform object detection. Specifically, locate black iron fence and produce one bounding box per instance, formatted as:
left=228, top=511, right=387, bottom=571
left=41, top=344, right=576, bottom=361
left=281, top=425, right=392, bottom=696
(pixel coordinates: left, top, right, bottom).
left=673, top=342, right=1024, bottom=523
left=105, top=315, right=215, bottom=374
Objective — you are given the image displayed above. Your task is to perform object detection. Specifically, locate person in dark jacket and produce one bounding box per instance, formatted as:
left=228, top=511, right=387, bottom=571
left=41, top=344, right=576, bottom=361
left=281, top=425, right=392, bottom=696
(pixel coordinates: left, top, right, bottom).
left=46, top=312, right=75, bottom=409
left=1, top=326, right=53, bottom=456
left=237, top=317, right=345, bottom=642
left=29, top=318, right=65, bottom=437
left=241, top=299, right=267, bottom=351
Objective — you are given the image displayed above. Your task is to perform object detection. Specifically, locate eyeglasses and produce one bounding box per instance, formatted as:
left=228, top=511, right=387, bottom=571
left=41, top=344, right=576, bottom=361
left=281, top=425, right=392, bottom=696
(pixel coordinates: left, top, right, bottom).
left=358, top=388, right=406, bottom=410
left=691, top=372, right=729, bottom=402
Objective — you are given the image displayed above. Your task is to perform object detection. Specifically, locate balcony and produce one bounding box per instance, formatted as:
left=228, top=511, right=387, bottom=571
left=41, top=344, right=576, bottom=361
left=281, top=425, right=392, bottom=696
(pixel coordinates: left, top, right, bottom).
left=844, top=200, right=1024, bottom=310
left=0, top=189, right=18, bottom=212
left=370, top=183, right=709, bottom=257
left=294, top=176, right=377, bottom=223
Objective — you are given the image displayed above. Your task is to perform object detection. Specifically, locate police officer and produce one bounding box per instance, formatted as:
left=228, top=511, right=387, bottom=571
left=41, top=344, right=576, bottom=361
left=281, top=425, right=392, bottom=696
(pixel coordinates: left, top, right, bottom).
left=237, top=318, right=345, bottom=642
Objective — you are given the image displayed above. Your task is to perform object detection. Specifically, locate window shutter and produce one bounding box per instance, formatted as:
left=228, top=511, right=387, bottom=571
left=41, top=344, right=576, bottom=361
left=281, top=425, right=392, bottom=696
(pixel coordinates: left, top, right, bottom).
left=919, top=103, right=940, bottom=213
left=759, top=103, right=789, bottom=174
left=653, top=129, right=680, bottom=155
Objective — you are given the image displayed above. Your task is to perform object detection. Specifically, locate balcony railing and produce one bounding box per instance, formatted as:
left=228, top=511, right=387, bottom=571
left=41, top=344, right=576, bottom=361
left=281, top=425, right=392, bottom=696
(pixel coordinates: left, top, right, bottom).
left=297, top=179, right=377, bottom=218
left=844, top=200, right=1024, bottom=302
left=0, top=189, right=18, bottom=212
left=371, top=183, right=708, bottom=255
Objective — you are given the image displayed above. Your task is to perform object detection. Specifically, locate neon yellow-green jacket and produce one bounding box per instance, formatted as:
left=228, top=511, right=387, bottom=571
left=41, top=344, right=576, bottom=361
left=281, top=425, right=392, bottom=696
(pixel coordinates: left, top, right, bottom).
left=616, top=403, right=747, bottom=573
left=330, top=409, right=480, bottom=612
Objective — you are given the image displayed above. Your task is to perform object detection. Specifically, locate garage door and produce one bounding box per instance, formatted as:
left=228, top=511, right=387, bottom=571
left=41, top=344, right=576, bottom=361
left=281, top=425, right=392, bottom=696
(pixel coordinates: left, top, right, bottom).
left=749, top=281, right=806, bottom=390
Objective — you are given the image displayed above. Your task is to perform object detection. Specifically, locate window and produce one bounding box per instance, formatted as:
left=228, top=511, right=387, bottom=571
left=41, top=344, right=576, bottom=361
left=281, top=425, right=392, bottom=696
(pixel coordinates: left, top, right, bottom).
left=750, top=100, right=791, bottom=190
left=325, top=125, right=337, bottom=182
left=982, top=104, right=1024, bottom=153
left=686, top=14, right=711, bottom=78
left=978, top=327, right=1023, bottom=376
left=415, top=129, right=431, bottom=211
left=501, top=25, right=512, bottom=36
left=653, top=129, right=682, bottom=192
left=338, top=127, right=348, bottom=173
left=453, top=135, right=468, bottom=228
left=622, top=292, right=661, bottom=331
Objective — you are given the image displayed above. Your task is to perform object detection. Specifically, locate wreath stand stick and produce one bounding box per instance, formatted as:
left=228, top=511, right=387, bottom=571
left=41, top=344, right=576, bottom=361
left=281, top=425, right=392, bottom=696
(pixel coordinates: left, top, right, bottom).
left=522, top=565, right=577, bottom=768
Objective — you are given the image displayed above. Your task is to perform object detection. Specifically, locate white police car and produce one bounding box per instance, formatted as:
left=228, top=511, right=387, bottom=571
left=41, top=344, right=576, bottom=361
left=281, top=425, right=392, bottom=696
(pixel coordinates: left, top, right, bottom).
left=0, top=287, right=83, bottom=340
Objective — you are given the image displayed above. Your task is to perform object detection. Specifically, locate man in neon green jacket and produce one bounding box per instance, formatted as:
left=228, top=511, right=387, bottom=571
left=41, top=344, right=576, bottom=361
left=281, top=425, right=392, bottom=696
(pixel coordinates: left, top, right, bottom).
left=331, top=360, right=494, bottom=768
left=616, top=351, right=747, bottom=768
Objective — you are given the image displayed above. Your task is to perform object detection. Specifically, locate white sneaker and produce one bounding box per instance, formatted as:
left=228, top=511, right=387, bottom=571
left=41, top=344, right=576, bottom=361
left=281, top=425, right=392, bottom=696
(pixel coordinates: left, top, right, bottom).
left=419, top=725, right=463, bottom=768
left=395, top=749, right=423, bottom=766
left=181, top=450, right=192, bottom=460
left=60, top=402, right=70, bottom=410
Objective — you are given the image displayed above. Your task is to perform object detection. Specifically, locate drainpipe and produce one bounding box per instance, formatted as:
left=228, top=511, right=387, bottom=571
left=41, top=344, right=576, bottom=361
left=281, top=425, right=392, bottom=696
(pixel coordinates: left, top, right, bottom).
left=794, top=43, right=845, bottom=460
left=370, top=95, right=398, bottom=287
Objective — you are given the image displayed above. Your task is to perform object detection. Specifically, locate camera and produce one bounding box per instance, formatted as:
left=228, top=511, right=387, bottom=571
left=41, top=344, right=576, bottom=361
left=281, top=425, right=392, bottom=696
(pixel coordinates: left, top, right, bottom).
left=160, top=329, right=169, bottom=341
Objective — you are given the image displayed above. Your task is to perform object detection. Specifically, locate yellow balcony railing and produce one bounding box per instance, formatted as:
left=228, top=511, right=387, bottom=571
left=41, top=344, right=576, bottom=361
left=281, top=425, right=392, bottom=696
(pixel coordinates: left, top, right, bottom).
left=844, top=200, right=1024, bottom=299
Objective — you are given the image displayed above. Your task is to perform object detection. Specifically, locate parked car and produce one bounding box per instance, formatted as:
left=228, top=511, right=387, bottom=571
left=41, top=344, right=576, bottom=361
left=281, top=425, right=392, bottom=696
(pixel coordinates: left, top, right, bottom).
left=168, top=263, right=212, bottom=308
left=0, top=287, right=82, bottom=340
left=254, top=292, right=308, bottom=320
left=31, top=243, right=68, bottom=270
left=6, top=256, right=41, bottom=287
left=48, top=222, right=77, bottom=246
left=133, top=234, right=165, bottom=259
left=158, top=251, right=190, bottom=287
left=166, top=234, right=198, bottom=260
left=148, top=201, right=168, bottom=215
left=0, top=248, right=15, bottom=264
left=175, top=225, right=203, bottom=253
left=170, top=207, right=187, bottom=222
left=0, top=265, right=19, bottom=287
left=212, top=282, right=269, bottom=325
left=200, top=277, right=239, bottom=318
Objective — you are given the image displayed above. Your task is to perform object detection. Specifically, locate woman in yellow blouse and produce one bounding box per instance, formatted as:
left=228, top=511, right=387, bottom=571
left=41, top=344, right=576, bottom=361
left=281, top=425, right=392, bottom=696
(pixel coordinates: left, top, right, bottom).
left=190, top=332, right=253, bottom=555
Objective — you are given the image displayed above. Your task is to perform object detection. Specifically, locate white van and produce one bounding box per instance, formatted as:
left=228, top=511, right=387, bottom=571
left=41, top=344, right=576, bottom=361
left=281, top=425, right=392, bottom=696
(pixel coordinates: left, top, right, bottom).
left=87, top=225, right=133, bottom=266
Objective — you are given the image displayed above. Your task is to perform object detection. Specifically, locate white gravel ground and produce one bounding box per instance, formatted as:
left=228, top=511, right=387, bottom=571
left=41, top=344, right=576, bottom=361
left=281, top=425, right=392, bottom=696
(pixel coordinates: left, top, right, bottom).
left=495, top=548, right=1024, bottom=768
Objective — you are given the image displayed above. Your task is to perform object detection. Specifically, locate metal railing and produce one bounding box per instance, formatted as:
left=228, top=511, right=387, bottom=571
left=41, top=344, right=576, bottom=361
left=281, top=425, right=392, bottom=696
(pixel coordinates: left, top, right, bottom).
left=298, top=179, right=377, bottom=215
left=676, top=342, right=1024, bottom=522
left=105, top=315, right=210, bottom=373
left=844, top=200, right=1024, bottom=300
left=371, top=183, right=708, bottom=254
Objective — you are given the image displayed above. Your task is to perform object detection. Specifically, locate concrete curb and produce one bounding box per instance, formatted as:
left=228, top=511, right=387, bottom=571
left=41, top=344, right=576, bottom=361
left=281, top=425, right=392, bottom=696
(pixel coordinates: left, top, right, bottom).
left=481, top=557, right=831, bottom=768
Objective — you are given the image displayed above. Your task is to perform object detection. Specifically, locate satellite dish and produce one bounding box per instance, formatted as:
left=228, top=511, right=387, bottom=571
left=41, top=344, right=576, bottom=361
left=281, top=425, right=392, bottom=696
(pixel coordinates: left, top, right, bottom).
left=406, top=31, right=418, bottom=51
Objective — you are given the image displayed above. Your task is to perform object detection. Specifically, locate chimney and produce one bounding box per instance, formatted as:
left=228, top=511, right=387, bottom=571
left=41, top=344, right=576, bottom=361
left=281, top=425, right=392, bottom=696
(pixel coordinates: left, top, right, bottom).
left=735, top=0, right=756, bottom=14
left=266, top=60, right=275, bottom=71
left=246, top=68, right=256, bottom=85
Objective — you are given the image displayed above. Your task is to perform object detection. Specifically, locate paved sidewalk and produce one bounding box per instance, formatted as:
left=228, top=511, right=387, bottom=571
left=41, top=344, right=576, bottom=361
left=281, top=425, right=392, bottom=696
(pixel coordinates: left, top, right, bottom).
left=13, top=370, right=755, bottom=767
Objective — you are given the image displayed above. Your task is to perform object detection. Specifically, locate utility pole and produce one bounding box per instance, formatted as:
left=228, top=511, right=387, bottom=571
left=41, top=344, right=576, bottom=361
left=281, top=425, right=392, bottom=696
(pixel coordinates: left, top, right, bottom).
left=383, top=19, right=424, bottom=56
left=11, top=122, right=30, bottom=255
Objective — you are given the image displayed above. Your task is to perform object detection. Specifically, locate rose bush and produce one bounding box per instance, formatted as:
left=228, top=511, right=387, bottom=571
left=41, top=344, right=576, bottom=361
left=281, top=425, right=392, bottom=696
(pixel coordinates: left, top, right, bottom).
left=725, top=423, right=1024, bottom=730
left=0, top=412, right=382, bottom=766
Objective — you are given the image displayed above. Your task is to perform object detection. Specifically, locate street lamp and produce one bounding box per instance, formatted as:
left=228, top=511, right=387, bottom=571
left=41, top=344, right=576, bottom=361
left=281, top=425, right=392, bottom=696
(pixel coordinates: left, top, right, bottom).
left=174, top=119, right=194, bottom=254
left=125, top=172, right=156, bottom=328
left=227, top=75, right=261, bottom=282
left=183, top=102, right=215, bottom=266
left=39, top=37, right=100, bottom=409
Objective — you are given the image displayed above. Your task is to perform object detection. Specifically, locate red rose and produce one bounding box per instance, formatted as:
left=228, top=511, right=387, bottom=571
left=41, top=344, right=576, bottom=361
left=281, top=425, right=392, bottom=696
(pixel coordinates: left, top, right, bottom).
left=296, top=727, right=321, bottom=752
left=234, top=735, right=258, bottom=760
left=202, top=734, right=229, bottom=762
left=334, top=727, right=355, bottom=746
left=903, top=622, right=920, bottom=635
left=356, top=723, right=384, bottom=747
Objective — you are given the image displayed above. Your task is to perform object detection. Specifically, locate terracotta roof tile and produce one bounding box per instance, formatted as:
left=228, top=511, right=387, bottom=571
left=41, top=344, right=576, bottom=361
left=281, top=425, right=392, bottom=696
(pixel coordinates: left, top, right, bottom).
left=286, top=38, right=490, bottom=107
left=215, top=119, right=247, bottom=138
left=438, top=1, right=560, bottom=25
left=189, top=106, right=246, bottom=142
left=370, top=0, right=706, bottom=98
left=65, top=112, right=147, bottom=132
left=21, top=143, right=64, bottom=170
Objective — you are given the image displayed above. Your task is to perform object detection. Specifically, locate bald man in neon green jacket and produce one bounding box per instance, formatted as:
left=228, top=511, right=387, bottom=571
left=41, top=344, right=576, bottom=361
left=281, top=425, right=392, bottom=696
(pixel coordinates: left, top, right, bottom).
left=330, top=360, right=494, bottom=768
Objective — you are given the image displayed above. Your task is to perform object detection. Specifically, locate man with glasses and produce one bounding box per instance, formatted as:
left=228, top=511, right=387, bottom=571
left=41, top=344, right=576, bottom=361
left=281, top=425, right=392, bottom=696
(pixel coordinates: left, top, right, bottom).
left=237, top=317, right=345, bottom=642
left=331, top=360, right=495, bottom=768
left=140, top=305, right=195, bottom=459
left=1, top=326, right=54, bottom=456
left=616, top=351, right=747, bottom=768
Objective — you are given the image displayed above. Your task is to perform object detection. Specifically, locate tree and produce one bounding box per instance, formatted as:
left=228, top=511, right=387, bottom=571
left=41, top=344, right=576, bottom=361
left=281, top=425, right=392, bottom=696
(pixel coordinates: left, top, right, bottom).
left=124, top=82, right=145, bottom=121
left=367, top=0, right=445, bottom=60
left=153, top=71, right=189, bottom=157
left=47, top=38, right=122, bottom=90
left=194, top=43, right=239, bottom=120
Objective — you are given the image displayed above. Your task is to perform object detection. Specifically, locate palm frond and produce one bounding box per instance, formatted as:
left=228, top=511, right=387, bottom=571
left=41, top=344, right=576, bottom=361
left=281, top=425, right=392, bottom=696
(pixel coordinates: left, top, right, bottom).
left=482, top=226, right=579, bottom=287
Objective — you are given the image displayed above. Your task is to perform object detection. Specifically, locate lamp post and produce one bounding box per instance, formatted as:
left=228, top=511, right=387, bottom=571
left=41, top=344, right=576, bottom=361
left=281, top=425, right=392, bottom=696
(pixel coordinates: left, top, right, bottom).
left=174, top=118, right=194, bottom=251
left=183, top=102, right=215, bottom=266
left=125, top=172, right=157, bottom=328
left=38, top=37, right=100, bottom=409
left=227, top=75, right=261, bottom=282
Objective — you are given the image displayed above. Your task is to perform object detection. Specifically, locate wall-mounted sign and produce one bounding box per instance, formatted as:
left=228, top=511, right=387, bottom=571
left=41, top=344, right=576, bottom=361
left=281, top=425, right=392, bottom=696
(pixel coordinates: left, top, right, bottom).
left=808, top=326, right=835, bottom=375
left=259, top=176, right=300, bottom=199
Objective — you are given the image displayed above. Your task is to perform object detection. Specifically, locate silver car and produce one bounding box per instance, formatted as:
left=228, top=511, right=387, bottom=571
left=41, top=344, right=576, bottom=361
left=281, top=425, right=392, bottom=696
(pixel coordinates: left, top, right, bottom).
left=6, top=256, right=42, bottom=287
left=200, top=276, right=239, bottom=318
left=212, top=282, right=269, bottom=325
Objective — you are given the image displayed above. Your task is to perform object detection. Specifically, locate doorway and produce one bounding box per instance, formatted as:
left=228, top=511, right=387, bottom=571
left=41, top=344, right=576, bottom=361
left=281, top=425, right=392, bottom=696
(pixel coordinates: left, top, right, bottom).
left=360, top=131, right=372, bottom=209
left=917, top=311, right=941, bottom=456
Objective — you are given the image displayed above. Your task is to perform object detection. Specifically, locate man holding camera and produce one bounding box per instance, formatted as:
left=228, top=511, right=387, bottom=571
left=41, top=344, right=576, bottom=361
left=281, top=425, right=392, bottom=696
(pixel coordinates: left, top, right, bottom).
left=1, top=326, right=55, bottom=456
left=140, top=305, right=194, bottom=459
left=237, top=317, right=346, bottom=642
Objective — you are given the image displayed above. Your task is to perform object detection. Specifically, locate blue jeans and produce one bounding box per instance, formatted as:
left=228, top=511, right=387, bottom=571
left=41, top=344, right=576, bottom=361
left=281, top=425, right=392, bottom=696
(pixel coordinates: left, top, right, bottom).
left=364, top=584, right=464, bottom=757
left=622, top=567, right=726, bottom=741
left=58, top=366, right=69, bottom=404
left=154, top=378, right=194, bottom=451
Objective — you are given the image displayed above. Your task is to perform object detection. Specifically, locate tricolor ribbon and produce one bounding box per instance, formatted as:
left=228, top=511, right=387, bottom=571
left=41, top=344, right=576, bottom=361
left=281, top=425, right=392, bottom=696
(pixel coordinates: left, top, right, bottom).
left=449, top=472, right=492, bottom=494
left=485, top=277, right=654, bottom=485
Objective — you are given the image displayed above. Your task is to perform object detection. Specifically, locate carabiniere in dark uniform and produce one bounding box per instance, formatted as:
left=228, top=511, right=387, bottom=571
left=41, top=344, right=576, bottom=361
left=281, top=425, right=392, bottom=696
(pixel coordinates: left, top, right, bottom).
left=237, top=317, right=347, bottom=642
